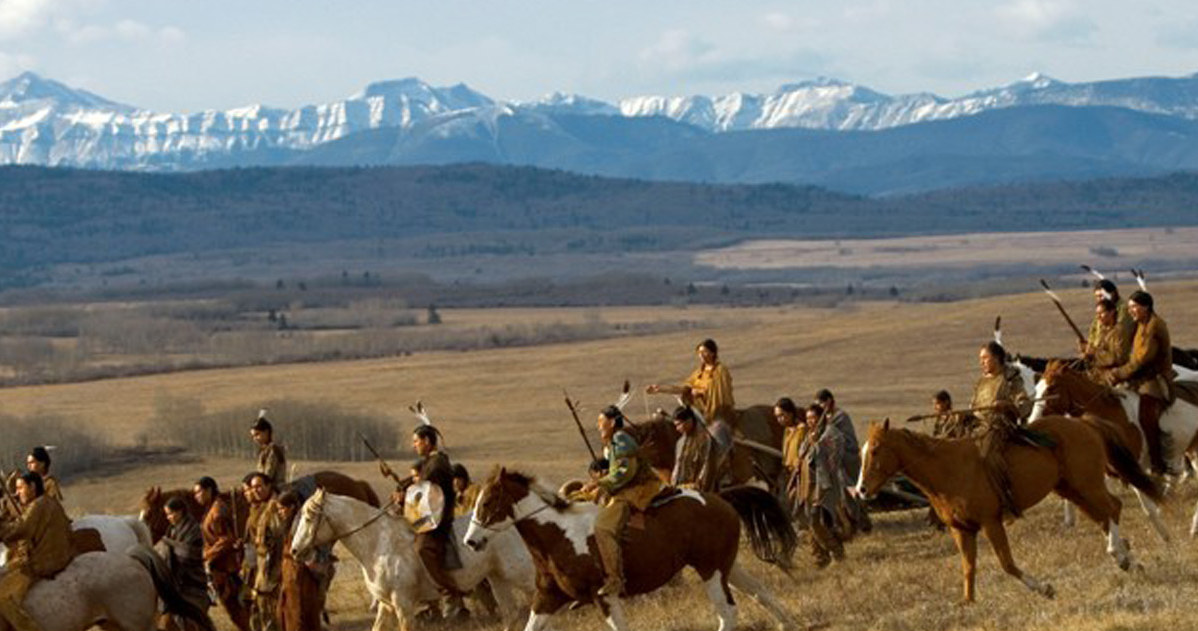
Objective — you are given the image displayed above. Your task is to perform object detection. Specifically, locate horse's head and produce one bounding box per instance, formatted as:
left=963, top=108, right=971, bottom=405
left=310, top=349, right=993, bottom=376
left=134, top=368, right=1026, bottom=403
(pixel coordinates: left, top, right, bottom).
left=463, top=466, right=532, bottom=552
left=856, top=419, right=900, bottom=499
left=1034, top=359, right=1091, bottom=419
left=291, top=487, right=332, bottom=558
left=140, top=486, right=169, bottom=542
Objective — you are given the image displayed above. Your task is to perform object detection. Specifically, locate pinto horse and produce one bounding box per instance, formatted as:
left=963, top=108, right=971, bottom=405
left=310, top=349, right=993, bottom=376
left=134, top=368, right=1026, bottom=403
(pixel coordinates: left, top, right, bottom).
left=856, top=417, right=1160, bottom=602
left=1033, top=360, right=1198, bottom=537
left=464, top=468, right=797, bottom=631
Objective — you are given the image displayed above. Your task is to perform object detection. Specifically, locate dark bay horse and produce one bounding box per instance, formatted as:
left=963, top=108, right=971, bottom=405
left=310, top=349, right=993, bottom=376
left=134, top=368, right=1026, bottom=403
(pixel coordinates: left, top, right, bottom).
left=141, top=470, right=379, bottom=631
left=464, top=468, right=797, bottom=631
left=633, top=404, right=785, bottom=490
left=856, top=417, right=1160, bottom=602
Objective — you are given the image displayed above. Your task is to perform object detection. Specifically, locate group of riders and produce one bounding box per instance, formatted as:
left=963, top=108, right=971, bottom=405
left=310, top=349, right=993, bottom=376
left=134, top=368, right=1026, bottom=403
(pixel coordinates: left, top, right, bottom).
left=0, top=277, right=1183, bottom=630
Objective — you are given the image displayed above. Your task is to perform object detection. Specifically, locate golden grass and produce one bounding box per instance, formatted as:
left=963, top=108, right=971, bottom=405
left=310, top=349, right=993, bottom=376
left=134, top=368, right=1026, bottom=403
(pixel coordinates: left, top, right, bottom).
left=24, top=279, right=1198, bottom=630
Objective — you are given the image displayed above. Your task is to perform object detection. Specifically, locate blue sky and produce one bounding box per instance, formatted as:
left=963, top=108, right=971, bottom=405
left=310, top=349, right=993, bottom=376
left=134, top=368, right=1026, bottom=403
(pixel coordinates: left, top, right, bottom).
left=2, top=0, right=1197, bottom=112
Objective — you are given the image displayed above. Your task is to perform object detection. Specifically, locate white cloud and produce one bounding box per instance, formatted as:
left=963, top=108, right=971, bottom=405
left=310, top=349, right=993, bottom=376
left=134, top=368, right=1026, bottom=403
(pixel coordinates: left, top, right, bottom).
left=634, top=27, right=831, bottom=92
left=995, top=0, right=1096, bottom=43
left=639, top=29, right=717, bottom=70
left=0, top=0, right=53, bottom=39
left=54, top=17, right=185, bottom=46
left=762, top=11, right=819, bottom=33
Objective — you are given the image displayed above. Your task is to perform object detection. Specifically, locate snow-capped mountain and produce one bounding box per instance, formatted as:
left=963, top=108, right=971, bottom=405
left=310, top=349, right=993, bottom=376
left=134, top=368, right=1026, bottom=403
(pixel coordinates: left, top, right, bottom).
left=0, top=72, right=493, bottom=168
left=3, top=69, right=1198, bottom=171
left=616, top=72, right=1198, bottom=132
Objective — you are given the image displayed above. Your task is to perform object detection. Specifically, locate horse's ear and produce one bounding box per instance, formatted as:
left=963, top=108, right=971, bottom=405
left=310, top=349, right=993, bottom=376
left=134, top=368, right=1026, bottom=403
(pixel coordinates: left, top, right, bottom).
left=499, top=466, right=507, bottom=477
left=882, top=418, right=890, bottom=431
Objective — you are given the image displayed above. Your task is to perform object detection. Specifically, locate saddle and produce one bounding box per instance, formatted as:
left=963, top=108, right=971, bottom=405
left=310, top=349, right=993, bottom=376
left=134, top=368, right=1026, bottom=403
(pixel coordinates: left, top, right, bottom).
left=70, top=528, right=106, bottom=555
left=1173, top=380, right=1198, bottom=408
left=627, top=487, right=692, bottom=530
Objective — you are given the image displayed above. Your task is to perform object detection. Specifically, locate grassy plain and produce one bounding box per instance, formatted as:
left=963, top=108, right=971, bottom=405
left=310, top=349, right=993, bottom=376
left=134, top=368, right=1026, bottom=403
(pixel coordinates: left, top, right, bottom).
left=696, top=227, right=1198, bottom=272
left=16, top=280, right=1198, bottom=630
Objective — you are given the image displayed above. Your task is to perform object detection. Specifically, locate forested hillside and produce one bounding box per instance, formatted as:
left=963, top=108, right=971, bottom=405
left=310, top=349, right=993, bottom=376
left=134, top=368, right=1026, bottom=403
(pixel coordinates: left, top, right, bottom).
left=0, top=164, right=1196, bottom=278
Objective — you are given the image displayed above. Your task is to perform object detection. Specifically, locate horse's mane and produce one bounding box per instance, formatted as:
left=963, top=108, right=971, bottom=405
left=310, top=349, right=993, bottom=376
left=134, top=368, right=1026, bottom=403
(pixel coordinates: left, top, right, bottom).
left=486, top=466, right=571, bottom=510
left=1045, top=360, right=1126, bottom=407
left=870, top=424, right=951, bottom=456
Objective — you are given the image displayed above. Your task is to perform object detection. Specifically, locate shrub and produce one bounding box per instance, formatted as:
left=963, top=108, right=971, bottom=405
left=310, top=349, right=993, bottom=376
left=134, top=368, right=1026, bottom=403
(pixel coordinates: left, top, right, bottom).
left=0, top=413, right=110, bottom=481
left=156, top=397, right=402, bottom=462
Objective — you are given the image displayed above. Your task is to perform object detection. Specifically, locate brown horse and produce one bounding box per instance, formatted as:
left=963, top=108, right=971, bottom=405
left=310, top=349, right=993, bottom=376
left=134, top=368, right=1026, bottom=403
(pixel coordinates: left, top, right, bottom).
left=633, top=404, right=785, bottom=490
left=463, top=468, right=797, bottom=631
left=856, top=417, right=1160, bottom=602
left=141, top=470, right=380, bottom=541
left=141, top=471, right=379, bottom=631
left=1034, top=360, right=1174, bottom=542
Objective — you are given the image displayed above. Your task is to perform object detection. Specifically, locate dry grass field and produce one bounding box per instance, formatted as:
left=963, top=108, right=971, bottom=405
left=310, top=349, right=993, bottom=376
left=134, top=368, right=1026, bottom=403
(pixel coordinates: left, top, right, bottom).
left=695, top=227, right=1198, bottom=272
left=11, top=280, right=1198, bottom=630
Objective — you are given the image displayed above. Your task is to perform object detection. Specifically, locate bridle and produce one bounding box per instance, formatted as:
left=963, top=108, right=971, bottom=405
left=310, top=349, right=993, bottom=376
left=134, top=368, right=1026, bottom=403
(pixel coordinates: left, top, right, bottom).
left=469, top=485, right=555, bottom=535
left=298, top=493, right=398, bottom=554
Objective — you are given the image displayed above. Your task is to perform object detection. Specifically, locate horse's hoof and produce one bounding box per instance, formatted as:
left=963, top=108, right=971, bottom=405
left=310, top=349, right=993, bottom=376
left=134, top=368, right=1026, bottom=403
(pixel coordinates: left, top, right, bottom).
left=1118, top=557, right=1131, bottom=572
left=1042, top=584, right=1056, bottom=599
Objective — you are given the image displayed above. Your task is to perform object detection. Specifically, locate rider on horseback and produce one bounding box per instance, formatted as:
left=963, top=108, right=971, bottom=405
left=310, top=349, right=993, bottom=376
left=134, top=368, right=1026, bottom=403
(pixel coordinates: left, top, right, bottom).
left=1082, top=298, right=1133, bottom=380
left=582, top=406, right=664, bottom=598
left=971, top=341, right=1033, bottom=519
left=0, top=472, right=73, bottom=631
left=1102, top=291, right=1174, bottom=475
left=1082, top=278, right=1135, bottom=359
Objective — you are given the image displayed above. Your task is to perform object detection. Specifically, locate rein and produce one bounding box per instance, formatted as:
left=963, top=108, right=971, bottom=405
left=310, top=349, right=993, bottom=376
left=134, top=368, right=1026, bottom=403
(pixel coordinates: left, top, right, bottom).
left=302, top=495, right=398, bottom=552
left=470, top=490, right=557, bottom=534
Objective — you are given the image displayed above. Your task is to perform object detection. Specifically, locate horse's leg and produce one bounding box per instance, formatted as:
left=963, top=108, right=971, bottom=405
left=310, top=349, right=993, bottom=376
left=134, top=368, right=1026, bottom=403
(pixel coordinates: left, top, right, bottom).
left=948, top=527, right=978, bottom=603
left=1132, top=487, right=1172, bottom=545
left=1103, top=519, right=1138, bottom=572
left=1061, top=498, right=1076, bottom=528
left=487, top=578, right=521, bottom=631
left=1191, top=495, right=1198, bottom=538
left=699, top=568, right=737, bottom=631
left=727, top=562, right=794, bottom=630
left=980, top=521, right=1054, bottom=599
left=599, top=596, right=631, bottom=631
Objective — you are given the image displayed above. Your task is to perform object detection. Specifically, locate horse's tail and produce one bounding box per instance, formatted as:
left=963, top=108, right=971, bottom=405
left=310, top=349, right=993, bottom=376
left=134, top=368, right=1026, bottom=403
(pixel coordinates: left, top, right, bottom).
left=127, top=545, right=217, bottom=631
left=1106, top=435, right=1164, bottom=502
left=126, top=515, right=153, bottom=547
left=1084, top=419, right=1164, bottom=502
left=718, top=485, right=797, bottom=569
left=360, top=480, right=382, bottom=508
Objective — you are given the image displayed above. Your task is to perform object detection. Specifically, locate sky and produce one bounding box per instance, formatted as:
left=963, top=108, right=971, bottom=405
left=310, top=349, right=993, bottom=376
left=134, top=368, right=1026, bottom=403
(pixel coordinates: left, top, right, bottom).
left=1, top=0, right=1198, bottom=113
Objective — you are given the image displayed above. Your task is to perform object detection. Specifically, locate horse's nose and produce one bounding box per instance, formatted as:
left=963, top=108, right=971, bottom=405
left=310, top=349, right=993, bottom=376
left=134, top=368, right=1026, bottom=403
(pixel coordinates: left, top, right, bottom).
left=464, top=538, right=483, bottom=551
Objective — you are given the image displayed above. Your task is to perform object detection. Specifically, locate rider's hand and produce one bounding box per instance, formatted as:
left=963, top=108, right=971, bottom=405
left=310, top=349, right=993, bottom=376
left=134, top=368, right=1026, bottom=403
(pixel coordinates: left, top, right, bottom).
left=645, top=384, right=660, bottom=394
left=378, top=461, right=394, bottom=479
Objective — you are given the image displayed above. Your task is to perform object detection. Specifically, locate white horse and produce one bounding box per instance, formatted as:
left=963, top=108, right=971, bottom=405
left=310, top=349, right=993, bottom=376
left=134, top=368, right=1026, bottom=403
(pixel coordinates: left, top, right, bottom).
left=0, top=546, right=212, bottom=631
left=1, top=514, right=150, bottom=566
left=290, top=488, right=535, bottom=631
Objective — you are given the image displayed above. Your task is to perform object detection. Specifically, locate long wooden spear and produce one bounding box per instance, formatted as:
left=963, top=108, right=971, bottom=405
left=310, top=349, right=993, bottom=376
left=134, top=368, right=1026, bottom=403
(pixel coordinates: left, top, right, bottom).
left=1039, top=279, right=1086, bottom=344
left=564, top=390, right=599, bottom=461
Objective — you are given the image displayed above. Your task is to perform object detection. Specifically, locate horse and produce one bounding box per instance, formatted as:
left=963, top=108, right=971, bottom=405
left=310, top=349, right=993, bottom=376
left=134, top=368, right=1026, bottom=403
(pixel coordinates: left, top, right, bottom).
left=1032, top=360, right=1198, bottom=536
left=634, top=404, right=785, bottom=491
left=290, top=488, right=535, bottom=631
left=140, top=470, right=380, bottom=541
left=855, top=417, right=1160, bottom=602
left=140, top=470, right=379, bottom=631
left=0, top=546, right=213, bottom=631
left=463, top=468, right=797, bottom=631
left=1, top=515, right=151, bottom=567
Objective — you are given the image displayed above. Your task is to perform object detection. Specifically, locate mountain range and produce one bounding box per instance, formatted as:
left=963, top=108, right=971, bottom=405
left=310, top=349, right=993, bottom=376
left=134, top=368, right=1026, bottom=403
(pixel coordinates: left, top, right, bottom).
left=4, top=70, right=1198, bottom=193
